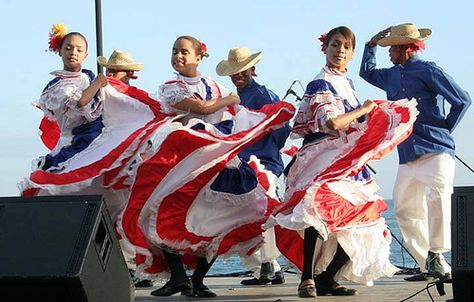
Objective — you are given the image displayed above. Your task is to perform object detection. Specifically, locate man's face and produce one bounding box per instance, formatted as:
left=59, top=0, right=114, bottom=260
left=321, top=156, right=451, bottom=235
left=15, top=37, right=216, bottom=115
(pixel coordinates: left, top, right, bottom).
left=389, top=45, right=403, bottom=65
left=106, top=69, right=129, bottom=84
left=230, top=67, right=253, bottom=89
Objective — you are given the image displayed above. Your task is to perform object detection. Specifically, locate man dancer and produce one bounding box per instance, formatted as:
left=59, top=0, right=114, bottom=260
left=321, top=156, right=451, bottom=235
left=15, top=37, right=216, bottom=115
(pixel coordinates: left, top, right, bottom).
left=217, top=47, right=291, bottom=285
left=360, top=23, right=471, bottom=281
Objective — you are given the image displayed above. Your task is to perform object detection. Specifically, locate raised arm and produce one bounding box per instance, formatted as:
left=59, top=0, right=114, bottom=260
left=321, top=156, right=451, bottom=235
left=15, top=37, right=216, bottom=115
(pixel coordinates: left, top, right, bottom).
left=359, top=28, right=391, bottom=90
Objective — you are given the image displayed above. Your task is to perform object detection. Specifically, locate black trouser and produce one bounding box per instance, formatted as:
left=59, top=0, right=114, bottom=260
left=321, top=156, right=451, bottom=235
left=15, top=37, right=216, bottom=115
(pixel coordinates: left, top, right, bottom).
left=301, top=227, right=349, bottom=286
left=161, top=250, right=216, bottom=286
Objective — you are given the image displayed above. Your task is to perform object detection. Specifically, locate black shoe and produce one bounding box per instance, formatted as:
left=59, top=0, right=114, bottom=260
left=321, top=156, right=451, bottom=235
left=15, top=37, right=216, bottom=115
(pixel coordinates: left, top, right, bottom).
left=240, top=277, right=259, bottom=286
left=426, top=251, right=446, bottom=278
left=271, top=271, right=285, bottom=284
left=240, top=271, right=285, bottom=286
left=316, top=283, right=357, bottom=296
left=134, top=279, right=154, bottom=288
left=438, top=272, right=452, bottom=283
left=258, top=262, right=276, bottom=284
left=150, top=280, right=192, bottom=296
left=404, top=273, right=433, bottom=282
left=298, top=280, right=316, bottom=298
left=182, top=284, right=216, bottom=297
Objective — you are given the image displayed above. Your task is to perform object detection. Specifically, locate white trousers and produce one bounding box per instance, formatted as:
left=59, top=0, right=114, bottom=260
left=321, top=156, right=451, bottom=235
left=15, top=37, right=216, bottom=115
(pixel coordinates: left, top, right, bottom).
left=393, top=153, right=454, bottom=273
left=241, top=227, right=282, bottom=277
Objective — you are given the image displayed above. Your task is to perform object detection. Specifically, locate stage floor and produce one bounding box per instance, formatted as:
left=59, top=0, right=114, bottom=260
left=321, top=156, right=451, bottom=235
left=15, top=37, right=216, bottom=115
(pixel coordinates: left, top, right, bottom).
left=134, top=273, right=453, bottom=302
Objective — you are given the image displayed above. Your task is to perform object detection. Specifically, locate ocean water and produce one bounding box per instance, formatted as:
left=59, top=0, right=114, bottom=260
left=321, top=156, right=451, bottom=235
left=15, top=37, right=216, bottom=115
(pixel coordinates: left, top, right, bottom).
left=208, top=199, right=451, bottom=276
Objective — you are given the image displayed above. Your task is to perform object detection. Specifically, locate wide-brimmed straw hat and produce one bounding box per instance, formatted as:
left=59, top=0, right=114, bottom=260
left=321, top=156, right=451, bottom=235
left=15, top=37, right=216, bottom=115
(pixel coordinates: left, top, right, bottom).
left=216, top=47, right=262, bottom=76
left=97, top=50, right=144, bottom=71
left=378, top=23, right=432, bottom=47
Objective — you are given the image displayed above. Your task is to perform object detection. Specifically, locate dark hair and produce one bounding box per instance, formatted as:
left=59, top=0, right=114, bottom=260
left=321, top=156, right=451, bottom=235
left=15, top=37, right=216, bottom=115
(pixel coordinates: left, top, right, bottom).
left=60, top=32, right=88, bottom=51
left=175, top=35, right=204, bottom=58
left=325, top=26, right=356, bottom=50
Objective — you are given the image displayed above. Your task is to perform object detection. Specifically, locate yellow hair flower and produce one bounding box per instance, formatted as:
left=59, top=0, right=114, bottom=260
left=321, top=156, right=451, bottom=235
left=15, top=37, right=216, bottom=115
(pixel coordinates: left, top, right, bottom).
left=48, top=23, right=68, bottom=53
left=51, top=23, right=68, bottom=38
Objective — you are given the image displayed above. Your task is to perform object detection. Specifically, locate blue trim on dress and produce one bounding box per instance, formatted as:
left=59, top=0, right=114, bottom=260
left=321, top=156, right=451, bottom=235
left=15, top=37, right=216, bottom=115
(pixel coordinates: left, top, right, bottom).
left=200, top=78, right=213, bottom=100
left=191, top=120, right=234, bottom=135
left=42, top=77, right=61, bottom=93
left=210, top=161, right=258, bottom=194
left=306, top=79, right=338, bottom=96
left=42, top=117, right=105, bottom=171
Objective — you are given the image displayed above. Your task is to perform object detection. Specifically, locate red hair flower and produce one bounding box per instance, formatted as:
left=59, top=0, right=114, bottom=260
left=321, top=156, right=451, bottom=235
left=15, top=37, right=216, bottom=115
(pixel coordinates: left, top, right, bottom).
left=48, top=23, right=68, bottom=53
left=405, top=41, right=426, bottom=53
left=200, top=42, right=209, bottom=58
left=318, top=33, right=327, bottom=52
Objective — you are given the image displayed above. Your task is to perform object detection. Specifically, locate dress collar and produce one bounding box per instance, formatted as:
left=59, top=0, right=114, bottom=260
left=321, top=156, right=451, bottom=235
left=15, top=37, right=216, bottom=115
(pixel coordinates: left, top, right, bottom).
left=50, top=69, right=84, bottom=78
left=175, top=72, right=202, bottom=85
left=323, top=66, right=348, bottom=76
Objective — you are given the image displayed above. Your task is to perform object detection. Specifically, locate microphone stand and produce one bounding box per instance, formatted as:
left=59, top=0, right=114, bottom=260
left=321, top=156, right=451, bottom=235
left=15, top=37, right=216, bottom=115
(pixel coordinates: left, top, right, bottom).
left=455, top=154, right=474, bottom=174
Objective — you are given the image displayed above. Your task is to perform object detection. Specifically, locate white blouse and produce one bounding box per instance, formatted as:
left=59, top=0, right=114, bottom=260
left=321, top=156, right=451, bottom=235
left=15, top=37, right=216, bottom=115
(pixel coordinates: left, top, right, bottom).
left=158, top=73, right=231, bottom=125
left=38, top=70, right=103, bottom=137
left=292, top=66, right=361, bottom=138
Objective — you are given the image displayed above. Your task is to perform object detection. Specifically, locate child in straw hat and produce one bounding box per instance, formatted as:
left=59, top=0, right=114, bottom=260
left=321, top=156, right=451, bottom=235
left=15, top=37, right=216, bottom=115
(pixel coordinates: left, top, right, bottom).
left=98, top=50, right=144, bottom=85
left=360, top=23, right=472, bottom=282
left=217, top=46, right=290, bottom=286
left=97, top=50, right=155, bottom=289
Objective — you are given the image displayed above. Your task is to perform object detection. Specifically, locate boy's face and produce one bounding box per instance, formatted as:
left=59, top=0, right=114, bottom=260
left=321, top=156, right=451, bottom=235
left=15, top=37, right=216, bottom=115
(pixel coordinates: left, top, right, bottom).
left=230, top=67, right=253, bottom=90
left=389, top=45, right=403, bottom=65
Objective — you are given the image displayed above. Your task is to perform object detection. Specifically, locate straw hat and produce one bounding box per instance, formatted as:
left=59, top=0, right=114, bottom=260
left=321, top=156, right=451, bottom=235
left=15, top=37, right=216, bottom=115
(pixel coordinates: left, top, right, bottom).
left=378, top=23, right=432, bottom=47
left=97, top=50, right=144, bottom=71
left=216, top=47, right=262, bottom=76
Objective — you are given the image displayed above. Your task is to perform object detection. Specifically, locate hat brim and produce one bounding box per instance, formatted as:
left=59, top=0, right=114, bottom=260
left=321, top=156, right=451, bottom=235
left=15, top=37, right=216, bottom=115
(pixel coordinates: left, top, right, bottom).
left=97, top=56, right=144, bottom=71
left=216, top=52, right=262, bottom=76
left=378, top=28, right=432, bottom=47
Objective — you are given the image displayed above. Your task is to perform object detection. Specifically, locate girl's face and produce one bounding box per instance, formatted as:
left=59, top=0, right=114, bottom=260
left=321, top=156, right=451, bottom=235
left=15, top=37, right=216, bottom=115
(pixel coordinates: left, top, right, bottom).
left=324, top=33, right=354, bottom=72
left=171, top=38, right=201, bottom=77
left=60, top=34, right=88, bottom=72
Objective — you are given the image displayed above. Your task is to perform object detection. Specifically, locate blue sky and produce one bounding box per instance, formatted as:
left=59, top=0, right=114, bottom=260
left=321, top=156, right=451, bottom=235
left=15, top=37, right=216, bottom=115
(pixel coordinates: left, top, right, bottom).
left=1, top=0, right=473, bottom=197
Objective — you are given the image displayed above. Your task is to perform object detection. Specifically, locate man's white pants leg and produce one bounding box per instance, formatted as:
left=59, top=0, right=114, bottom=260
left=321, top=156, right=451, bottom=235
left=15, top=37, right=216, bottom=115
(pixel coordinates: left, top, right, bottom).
left=393, top=153, right=454, bottom=273
left=241, top=227, right=281, bottom=277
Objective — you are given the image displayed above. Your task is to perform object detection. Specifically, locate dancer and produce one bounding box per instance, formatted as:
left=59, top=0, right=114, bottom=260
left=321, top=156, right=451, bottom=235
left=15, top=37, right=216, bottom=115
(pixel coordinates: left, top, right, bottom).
left=217, top=46, right=290, bottom=285
left=360, top=23, right=471, bottom=281
left=20, top=24, right=169, bottom=219
left=119, top=35, right=295, bottom=297
left=97, top=50, right=155, bottom=288
left=98, top=50, right=144, bottom=85
left=269, top=26, right=416, bottom=298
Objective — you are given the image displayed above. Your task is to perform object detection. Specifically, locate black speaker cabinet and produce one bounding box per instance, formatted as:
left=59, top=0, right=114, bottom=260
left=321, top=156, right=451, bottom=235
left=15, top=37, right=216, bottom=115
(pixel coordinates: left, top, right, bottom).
left=452, top=186, right=474, bottom=301
left=0, top=195, right=134, bottom=302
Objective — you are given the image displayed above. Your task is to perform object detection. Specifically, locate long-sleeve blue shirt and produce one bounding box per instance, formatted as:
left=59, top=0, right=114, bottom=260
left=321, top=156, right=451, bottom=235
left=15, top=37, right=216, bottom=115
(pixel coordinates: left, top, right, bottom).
left=360, top=43, right=472, bottom=164
left=237, top=78, right=291, bottom=176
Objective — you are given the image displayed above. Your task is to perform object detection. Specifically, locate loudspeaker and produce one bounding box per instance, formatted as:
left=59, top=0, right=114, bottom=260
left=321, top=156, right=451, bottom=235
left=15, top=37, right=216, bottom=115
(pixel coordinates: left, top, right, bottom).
left=452, top=186, right=474, bottom=302
left=0, top=195, right=134, bottom=302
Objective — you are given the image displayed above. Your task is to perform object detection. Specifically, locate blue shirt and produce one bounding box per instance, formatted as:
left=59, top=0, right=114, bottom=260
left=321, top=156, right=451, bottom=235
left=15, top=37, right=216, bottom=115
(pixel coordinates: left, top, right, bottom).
left=237, top=78, right=291, bottom=176
left=360, top=43, right=472, bottom=164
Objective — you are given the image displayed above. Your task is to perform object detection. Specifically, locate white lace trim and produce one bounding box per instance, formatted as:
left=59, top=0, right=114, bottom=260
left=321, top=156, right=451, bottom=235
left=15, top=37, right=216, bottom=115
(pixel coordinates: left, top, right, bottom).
left=316, top=219, right=399, bottom=284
